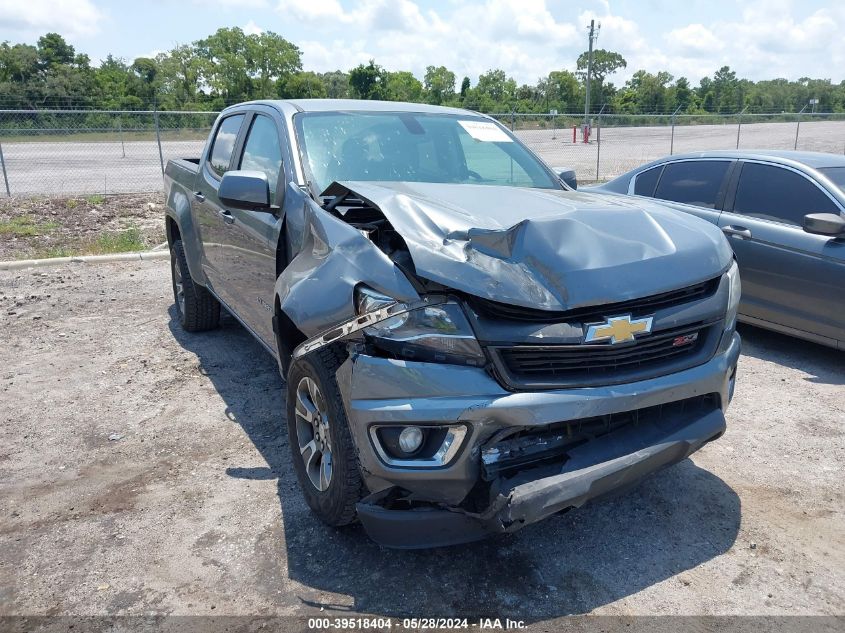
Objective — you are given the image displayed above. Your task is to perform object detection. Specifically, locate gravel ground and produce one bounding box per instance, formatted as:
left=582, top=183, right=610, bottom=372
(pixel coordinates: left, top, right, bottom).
left=0, top=260, right=843, bottom=624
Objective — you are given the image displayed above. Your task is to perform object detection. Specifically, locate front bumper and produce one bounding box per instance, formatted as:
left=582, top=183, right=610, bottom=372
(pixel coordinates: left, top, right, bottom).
left=335, top=332, right=740, bottom=548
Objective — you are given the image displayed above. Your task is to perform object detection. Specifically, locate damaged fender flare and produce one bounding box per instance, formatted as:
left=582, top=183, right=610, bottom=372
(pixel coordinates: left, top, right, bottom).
left=291, top=297, right=447, bottom=361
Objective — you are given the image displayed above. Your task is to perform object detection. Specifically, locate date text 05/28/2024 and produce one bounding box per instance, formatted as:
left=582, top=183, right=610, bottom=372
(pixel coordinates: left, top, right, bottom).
left=307, top=617, right=527, bottom=630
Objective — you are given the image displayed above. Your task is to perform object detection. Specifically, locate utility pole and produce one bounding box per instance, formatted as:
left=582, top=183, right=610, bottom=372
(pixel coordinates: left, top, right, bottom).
left=584, top=19, right=600, bottom=126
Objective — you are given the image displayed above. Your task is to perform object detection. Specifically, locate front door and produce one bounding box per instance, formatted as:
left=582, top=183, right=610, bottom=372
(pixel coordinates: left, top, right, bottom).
left=215, top=112, right=286, bottom=346
left=719, top=161, right=845, bottom=343
left=193, top=112, right=246, bottom=305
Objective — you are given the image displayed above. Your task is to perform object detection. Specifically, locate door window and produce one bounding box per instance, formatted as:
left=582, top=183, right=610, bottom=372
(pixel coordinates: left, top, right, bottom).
left=653, top=160, right=731, bottom=208
left=208, top=114, right=245, bottom=178
left=240, top=115, right=283, bottom=196
left=733, top=163, right=840, bottom=226
left=634, top=166, right=663, bottom=196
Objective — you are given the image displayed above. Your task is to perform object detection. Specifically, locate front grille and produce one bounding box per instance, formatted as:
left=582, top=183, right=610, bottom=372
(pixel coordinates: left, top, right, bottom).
left=490, top=321, right=716, bottom=389
left=472, top=277, right=720, bottom=323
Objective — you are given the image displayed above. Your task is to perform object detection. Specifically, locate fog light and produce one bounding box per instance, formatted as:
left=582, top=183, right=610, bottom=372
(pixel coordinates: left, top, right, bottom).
left=398, top=426, right=424, bottom=454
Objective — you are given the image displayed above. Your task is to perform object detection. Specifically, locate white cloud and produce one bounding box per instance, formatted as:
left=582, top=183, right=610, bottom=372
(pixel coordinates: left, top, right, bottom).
left=276, top=0, right=348, bottom=22
left=665, top=24, right=724, bottom=58
left=243, top=19, right=264, bottom=35
left=198, top=0, right=270, bottom=7
left=0, top=0, right=103, bottom=37
left=278, top=0, right=582, bottom=85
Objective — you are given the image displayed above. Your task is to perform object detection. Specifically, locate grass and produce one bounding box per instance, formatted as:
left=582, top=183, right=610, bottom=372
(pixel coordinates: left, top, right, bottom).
left=0, top=215, right=60, bottom=237
left=91, top=226, right=145, bottom=254
left=23, top=226, right=148, bottom=260
left=86, top=194, right=105, bottom=205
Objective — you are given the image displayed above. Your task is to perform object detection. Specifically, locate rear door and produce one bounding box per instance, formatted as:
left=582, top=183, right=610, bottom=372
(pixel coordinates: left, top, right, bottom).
left=718, top=161, right=845, bottom=343
left=193, top=112, right=247, bottom=301
left=216, top=110, right=287, bottom=346
left=643, top=159, right=734, bottom=225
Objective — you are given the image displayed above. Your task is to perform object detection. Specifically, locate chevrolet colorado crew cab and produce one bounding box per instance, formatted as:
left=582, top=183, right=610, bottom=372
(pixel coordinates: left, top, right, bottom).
left=164, top=99, right=741, bottom=548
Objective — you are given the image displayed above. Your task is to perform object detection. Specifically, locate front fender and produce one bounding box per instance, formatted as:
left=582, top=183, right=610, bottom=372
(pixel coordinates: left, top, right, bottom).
left=275, top=197, right=420, bottom=337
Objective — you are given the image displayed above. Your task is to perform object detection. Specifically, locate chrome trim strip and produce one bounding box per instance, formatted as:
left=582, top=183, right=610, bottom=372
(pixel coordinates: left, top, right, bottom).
left=368, top=424, right=468, bottom=469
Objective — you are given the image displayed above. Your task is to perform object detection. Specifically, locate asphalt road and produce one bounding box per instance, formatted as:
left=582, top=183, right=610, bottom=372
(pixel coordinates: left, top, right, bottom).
left=2, top=119, right=844, bottom=195
left=0, top=259, right=843, bottom=626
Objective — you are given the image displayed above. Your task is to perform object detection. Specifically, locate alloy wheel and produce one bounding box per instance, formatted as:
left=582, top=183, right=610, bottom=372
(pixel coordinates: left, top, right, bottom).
left=294, top=376, right=333, bottom=492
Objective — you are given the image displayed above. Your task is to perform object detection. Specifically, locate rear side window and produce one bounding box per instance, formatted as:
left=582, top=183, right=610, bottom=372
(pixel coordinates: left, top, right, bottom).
left=818, top=166, right=845, bottom=194
left=240, top=115, right=283, bottom=196
left=634, top=166, right=662, bottom=196
left=733, top=163, right=840, bottom=226
left=654, top=160, right=731, bottom=209
left=208, top=114, right=245, bottom=178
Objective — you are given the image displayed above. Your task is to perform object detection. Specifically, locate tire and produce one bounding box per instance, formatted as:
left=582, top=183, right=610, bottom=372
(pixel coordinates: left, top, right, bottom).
left=286, top=345, right=363, bottom=526
left=170, top=239, right=220, bottom=332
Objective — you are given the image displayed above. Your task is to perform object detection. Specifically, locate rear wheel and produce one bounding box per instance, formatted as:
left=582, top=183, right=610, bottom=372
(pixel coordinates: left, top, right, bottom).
left=286, top=345, right=363, bottom=526
left=170, top=239, right=220, bottom=332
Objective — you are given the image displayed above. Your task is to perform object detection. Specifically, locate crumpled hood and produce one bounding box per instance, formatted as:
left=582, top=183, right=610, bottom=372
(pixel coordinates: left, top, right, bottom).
left=327, top=181, right=733, bottom=311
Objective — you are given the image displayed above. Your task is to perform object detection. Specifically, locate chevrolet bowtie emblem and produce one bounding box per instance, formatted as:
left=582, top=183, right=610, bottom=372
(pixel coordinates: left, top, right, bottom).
left=584, top=315, right=654, bottom=344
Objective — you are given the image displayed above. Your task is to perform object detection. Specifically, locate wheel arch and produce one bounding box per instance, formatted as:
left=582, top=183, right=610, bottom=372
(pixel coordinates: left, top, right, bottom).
left=165, top=184, right=208, bottom=288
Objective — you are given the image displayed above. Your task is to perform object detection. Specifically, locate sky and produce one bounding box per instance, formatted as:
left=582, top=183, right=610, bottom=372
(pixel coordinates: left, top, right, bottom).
left=0, top=0, right=841, bottom=87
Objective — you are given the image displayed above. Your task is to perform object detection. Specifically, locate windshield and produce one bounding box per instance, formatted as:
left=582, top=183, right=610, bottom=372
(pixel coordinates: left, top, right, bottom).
left=293, top=111, right=559, bottom=194
left=819, top=167, right=845, bottom=195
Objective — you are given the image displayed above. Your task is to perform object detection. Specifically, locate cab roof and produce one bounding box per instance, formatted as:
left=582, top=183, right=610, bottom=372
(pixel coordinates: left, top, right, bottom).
left=229, top=98, right=476, bottom=117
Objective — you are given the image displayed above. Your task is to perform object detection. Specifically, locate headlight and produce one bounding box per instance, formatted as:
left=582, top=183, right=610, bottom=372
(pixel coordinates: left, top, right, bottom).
left=725, top=260, right=741, bottom=330
left=354, top=286, right=486, bottom=366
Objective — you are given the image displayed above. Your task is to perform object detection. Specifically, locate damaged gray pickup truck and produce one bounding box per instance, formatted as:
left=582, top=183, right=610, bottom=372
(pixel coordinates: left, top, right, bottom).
left=164, top=99, right=741, bottom=548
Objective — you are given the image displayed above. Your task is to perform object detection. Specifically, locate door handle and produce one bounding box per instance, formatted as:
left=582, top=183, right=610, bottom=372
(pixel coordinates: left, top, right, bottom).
left=218, top=209, right=235, bottom=225
left=722, top=225, right=752, bottom=239
left=193, top=191, right=205, bottom=202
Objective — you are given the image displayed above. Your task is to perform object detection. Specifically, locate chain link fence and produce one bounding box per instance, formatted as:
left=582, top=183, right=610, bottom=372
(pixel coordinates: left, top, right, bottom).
left=1, top=109, right=845, bottom=196
left=495, top=112, right=845, bottom=182
left=0, top=110, right=217, bottom=196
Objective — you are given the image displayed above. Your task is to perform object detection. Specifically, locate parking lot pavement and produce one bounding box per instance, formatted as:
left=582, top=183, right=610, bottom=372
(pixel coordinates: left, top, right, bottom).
left=0, top=260, right=842, bottom=621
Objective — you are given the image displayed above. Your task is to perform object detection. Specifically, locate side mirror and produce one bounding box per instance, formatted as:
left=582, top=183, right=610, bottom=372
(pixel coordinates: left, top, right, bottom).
left=219, top=170, right=272, bottom=211
left=803, top=213, right=845, bottom=236
left=556, top=168, right=577, bottom=190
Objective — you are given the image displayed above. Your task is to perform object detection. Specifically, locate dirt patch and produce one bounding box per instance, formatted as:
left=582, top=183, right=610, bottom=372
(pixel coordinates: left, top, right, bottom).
left=0, top=193, right=165, bottom=260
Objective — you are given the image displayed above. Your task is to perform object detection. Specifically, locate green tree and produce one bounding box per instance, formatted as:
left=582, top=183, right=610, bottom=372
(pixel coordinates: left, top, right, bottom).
left=279, top=71, right=326, bottom=98
left=0, top=43, right=39, bottom=83
left=37, top=33, right=74, bottom=69
left=320, top=71, right=349, bottom=98
left=130, top=57, right=158, bottom=104
left=195, top=27, right=251, bottom=102
left=546, top=69, right=580, bottom=110
left=247, top=31, right=301, bottom=98
left=615, top=70, right=673, bottom=113
left=576, top=49, right=626, bottom=108
left=475, top=69, right=516, bottom=107
left=349, top=60, right=388, bottom=99
left=712, top=65, right=740, bottom=113
left=460, top=76, right=470, bottom=98
left=672, top=76, right=693, bottom=112
left=423, top=65, right=456, bottom=105
left=155, top=45, right=204, bottom=108
left=385, top=71, right=422, bottom=102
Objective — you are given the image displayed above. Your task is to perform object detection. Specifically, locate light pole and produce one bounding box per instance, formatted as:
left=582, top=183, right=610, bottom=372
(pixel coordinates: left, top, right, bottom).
left=584, top=19, right=600, bottom=128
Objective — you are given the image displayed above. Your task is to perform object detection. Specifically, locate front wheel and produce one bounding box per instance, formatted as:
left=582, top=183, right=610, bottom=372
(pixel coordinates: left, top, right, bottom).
left=286, top=345, right=363, bottom=526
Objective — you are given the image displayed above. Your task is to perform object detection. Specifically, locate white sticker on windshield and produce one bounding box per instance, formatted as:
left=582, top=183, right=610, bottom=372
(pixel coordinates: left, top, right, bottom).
left=458, top=120, right=513, bottom=142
